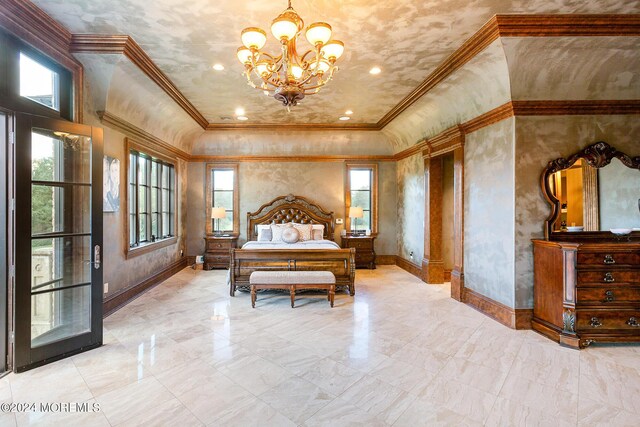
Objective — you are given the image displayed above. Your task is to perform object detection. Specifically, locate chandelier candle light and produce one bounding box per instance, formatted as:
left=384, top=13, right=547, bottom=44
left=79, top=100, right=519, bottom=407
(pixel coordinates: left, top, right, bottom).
left=237, top=0, right=344, bottom=109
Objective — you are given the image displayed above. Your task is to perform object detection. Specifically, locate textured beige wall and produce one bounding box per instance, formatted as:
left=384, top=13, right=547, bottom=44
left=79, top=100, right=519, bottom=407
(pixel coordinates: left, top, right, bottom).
left=514, top=115, right=640, bottom=308
left=186, top=161, right=397, bottom=257
left=192, top=130, right=393, bottom=156
left=82, top=65, right=190, bottom=299
left=396, top=154, right=424, bottom=266
left=464, top=118, right=516, bottom=308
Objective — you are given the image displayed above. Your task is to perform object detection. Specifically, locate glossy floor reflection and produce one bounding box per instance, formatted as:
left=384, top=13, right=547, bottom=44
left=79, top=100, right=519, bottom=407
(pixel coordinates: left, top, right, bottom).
left=2, top=266, right=640, bottom=426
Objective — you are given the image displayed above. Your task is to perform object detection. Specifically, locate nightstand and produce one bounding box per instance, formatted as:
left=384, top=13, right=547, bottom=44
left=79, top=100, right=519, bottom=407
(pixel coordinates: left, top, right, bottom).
left=204, top=235, right=238, bottom=270
left=341, top=235, right=376, bottom=269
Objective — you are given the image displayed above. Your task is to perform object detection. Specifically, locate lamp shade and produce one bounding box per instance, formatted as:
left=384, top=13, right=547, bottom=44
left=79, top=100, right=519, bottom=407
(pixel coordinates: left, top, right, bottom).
left=306, top=22, right=332, bottom=46
left=236, top=47, right=252, bottom=64
left=211, top=207, right=226, bottom=219
left=271, top=15, right=299, bottom=42
left=348, top=206, right=363, bottom=218
left=321, top=40, right=344, bottom=61
left=241, top=27, right=267, bottom=50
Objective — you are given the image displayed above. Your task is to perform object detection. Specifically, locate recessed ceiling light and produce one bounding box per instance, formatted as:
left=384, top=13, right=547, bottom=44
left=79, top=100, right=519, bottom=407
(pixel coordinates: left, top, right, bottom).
left=369, top=66, right=382, bottom=75
left=212, top=64, right=225, bottom=71
left=345, top=110, right=353, bottom=115
left=235, top=107, right=245, bottom=116
left=339, top=116, right=350, bottom=121
left=237, top=116, right=249, bottom=121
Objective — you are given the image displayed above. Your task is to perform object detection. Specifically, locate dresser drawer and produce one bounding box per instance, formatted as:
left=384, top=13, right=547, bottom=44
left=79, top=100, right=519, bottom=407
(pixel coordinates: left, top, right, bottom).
left=578, top=252, right=640, bottom=266
left=346, top=240, right=373, bottom=249
left=577, top=287, right=640, bottom=305
left=576, top=311, right=640, bottom=332
left=578, top=270, right=640, bottom=286
left=207, top=240, right=234, bottom=251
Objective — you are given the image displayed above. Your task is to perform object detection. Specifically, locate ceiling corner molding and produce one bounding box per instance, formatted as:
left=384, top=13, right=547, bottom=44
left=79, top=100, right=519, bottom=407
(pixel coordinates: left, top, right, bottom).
left=0, top=0, right=72, bottom=63
left=511, top=100, right=640, bottom=116
left=72, top=34, right=209, bottom=130
left=461, top=102, right=514, bottom=134
left=377, top=14, right=640, bottom=130
left=205, top=122, right=380, bottom=131
left=377, top=16, right=501, bottom=129
left=189, top=154, right=394, bottom=163
left=98, top=110, right=191, bottom=161
left=495, top=14, right=640, bottom=37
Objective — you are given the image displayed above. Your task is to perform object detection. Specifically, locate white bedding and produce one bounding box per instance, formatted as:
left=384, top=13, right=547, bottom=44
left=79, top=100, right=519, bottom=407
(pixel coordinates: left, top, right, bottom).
left=241, top=239, right=341, bottom=250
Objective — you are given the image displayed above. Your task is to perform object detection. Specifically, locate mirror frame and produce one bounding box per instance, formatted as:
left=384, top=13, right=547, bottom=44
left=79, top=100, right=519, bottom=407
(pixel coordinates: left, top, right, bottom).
left=541, top=141, right=640, bottom=240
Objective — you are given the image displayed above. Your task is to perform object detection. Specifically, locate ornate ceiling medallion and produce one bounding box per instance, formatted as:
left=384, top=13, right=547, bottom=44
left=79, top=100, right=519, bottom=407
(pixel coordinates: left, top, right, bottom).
left=237, top=0, right=344, bottom=110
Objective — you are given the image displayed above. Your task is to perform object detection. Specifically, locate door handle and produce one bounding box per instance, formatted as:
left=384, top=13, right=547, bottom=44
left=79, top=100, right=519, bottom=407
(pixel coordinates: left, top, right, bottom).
left=93, top=245, right=101, bottom=270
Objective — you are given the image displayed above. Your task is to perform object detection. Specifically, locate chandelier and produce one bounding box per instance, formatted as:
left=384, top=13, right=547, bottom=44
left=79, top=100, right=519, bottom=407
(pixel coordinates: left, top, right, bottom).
left=236, top=0, right=344, bottom=108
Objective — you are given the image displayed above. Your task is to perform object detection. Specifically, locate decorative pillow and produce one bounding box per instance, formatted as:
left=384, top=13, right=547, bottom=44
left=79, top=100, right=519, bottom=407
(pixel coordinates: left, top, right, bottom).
left=293, top=223, right=313, bottom=241
left=282, top=227, right=300, bottom=244
left=270, top=223, right=293, bottom=242
left=311, top=224, right=324, bottom=240
left=257, top=225, right=272, bottom=242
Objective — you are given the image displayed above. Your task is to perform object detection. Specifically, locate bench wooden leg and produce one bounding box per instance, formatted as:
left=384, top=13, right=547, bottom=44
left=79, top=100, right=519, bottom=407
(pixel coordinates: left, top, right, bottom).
left=290, top=285, right=295, bottom=308
left=251, top=285, right=256, bottom=308
left=329, top=285, right=335, bottom=307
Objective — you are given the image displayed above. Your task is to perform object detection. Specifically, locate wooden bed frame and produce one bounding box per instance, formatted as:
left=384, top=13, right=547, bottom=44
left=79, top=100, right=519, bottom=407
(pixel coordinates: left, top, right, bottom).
left=229, top=194, right=356, bottom=296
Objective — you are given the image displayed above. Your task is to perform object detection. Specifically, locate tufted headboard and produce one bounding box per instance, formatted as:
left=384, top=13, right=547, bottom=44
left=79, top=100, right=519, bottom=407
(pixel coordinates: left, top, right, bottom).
left=247, top=194, right=335, bottom=241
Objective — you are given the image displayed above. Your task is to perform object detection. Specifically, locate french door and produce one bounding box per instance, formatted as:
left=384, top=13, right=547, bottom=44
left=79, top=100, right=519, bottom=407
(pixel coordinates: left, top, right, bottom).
left=13, top=113, right=103, bottom=372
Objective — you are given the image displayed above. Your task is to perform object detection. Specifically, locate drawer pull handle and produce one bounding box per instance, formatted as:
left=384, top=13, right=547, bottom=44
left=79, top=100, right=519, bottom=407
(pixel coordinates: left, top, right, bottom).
left=603, top=254, right=615, bottom=264
left=603, top=273, right=615, bottom=283
left=590, top=317, right=603, bottom=328
left=627, top=317, right=639, bottom=327
left=603, top=290, right=614, bottom=303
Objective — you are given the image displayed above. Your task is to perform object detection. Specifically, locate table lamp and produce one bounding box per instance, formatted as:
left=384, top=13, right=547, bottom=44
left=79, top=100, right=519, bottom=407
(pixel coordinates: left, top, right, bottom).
left=211, top=207, right=226, bottom=236
left=349, top=206, right=364, bottom=235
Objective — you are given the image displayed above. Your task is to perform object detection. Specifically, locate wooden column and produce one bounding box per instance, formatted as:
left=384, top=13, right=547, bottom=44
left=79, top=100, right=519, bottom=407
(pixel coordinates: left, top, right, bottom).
left=451, top=147, right=465, bottom=301
left=423, top=156, right=445, bottom=283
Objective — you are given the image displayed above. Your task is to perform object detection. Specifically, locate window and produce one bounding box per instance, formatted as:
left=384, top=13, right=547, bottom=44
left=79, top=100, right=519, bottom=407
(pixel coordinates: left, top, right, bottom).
left=0, top=30, right=73, bottom=120
left=345, top=163, right=378, bottom=235
left=206, top=163, right=239, bottom=235
left=126, top=140, right=177, bottom=257
left=19, top=52, right=60, bottom=111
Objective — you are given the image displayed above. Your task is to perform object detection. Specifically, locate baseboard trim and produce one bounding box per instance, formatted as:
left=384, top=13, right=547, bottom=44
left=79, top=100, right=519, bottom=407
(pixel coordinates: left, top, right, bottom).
left=444, top=269, right=452, bottom=282
left=376, top=255, right=397, bottom=265
left=103, top=258, right=188, bottom=317
left=462, top=288, right=532, bottom=330
left=395, top=256, right=423, bottom=279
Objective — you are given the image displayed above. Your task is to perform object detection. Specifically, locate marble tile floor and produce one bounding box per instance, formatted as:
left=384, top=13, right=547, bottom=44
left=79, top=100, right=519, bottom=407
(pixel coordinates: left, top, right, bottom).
left=1, top=266, right=639, bottom=426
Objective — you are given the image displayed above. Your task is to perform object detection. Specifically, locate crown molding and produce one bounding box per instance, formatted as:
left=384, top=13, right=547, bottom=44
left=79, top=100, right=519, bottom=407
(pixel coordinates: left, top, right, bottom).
left=376, top=14, right=640, bottom=129
left=189, top=154, right=395, bottom=162
left=98, top=110, right=191, bottom=161
left=71, top=34, right=209, bottom=130
left=205, top=122, right=380, bottom=131
left=511, top=100, right=640, bottom=116
left=393, top=99, right=640, bottom=161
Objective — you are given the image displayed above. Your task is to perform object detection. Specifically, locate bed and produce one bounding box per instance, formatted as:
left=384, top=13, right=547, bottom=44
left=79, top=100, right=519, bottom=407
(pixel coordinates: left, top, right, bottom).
left=229, top=194, right=356, bottom=297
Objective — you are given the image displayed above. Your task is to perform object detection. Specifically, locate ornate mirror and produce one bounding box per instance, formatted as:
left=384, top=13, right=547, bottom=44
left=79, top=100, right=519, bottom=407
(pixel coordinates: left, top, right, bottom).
left=541, top=141, right=640, bottom=240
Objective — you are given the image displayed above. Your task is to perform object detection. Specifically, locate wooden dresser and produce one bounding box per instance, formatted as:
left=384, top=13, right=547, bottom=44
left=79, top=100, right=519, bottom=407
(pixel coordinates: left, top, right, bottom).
left=204, top=235, right=238, bottom=270
left=341, top=235, right=376, bottom=269
left=532, top=240, right=640, bottom=348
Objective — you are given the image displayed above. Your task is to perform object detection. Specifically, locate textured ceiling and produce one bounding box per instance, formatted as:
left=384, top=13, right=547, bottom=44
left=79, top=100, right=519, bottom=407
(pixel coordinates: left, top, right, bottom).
left=31, top=0, right=640, bottom=125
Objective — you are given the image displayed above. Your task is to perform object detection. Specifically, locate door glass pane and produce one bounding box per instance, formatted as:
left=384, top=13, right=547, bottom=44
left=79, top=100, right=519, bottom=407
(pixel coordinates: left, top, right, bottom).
left=20, top=53, right=60, bottom=111
left=32, top=129, right=90, bottom=183
left=31, top=285, right=91, bottom=348
left=31, top=236, right=91, bottom=291
left=31, top=184, right=90, bottom=235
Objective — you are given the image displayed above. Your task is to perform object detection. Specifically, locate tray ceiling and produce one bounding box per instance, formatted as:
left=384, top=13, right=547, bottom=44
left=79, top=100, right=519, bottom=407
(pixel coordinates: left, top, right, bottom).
left=31, top=0, right=640, bottom=125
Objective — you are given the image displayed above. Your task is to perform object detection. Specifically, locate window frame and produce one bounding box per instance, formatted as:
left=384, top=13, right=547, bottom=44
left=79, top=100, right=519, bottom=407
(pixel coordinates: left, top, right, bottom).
left=345, top=163, right=379, bottom=235
left=0, top=30, right=73, bottom=121
left=125, top=139, right=177, bottom=259
left=205, top=163, right=239, bottom=236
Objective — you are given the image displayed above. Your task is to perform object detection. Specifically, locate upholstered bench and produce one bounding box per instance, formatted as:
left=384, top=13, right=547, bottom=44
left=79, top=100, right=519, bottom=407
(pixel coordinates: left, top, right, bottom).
left=249, top=271, right=336, bottom=308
